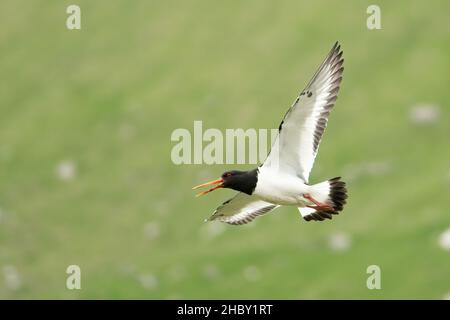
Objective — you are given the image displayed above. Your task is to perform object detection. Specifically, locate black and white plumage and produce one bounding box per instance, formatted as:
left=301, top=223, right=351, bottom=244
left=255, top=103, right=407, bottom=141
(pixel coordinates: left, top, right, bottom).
left=207, top=193, right=279, bottom=225
left=193, top=42, right=348, bottom=225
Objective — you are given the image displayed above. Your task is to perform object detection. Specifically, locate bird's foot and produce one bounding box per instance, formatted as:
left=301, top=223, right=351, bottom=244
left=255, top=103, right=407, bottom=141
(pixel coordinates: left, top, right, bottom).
left=303, top=193, right=334, bottom=212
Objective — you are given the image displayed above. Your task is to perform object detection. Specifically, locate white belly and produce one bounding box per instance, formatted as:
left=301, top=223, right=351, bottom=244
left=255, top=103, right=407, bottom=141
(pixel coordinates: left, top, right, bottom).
left=253, top=168, right=311, bottom=206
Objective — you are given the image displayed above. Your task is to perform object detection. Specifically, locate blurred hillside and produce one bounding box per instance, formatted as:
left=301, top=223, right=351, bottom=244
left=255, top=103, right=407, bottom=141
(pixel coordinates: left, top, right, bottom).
left=0, top=0, right=449, bottom=299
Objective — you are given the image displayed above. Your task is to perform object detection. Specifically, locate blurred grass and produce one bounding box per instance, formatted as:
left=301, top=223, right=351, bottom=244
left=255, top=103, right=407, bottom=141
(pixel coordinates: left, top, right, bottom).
left=0, top=0, right=449, bottom=299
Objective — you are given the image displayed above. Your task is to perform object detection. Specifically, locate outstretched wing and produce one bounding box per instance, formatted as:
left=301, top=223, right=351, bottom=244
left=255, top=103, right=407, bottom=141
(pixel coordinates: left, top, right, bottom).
left=207, top=192, right=279, bottom=225
left=263, top=42, right=344, bottom=183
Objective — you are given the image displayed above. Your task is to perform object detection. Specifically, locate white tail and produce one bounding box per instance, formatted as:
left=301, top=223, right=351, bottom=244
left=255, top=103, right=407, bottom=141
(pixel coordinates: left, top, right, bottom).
left=299, top=177, right=348, bottom=221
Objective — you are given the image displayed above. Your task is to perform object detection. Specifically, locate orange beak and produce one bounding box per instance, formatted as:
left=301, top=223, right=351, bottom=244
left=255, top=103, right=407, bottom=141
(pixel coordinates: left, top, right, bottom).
left=192, top=178, right=224, bottom=197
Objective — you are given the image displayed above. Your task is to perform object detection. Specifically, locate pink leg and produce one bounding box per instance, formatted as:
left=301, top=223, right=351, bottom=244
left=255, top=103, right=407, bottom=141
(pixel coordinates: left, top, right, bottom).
left=303, top=193, right=334, bottom=211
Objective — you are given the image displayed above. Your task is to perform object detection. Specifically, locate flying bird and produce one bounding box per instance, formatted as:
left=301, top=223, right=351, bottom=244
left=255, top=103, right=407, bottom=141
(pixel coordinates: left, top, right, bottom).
left=193, top=42, right=348, bottom=225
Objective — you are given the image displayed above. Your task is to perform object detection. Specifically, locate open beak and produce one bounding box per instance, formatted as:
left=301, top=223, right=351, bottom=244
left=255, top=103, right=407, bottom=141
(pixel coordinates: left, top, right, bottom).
left=192, top=178, right=224, bottom=197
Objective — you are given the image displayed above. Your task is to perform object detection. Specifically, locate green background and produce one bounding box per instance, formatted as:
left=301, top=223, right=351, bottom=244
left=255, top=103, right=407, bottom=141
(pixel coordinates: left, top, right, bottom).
left=0, top=0, right=449, bottom=299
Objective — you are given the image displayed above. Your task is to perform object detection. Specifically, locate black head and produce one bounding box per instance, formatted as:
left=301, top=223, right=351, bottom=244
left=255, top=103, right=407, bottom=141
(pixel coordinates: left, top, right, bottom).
left=192, top=169, right=258, bottom=196
left=220, top=170, right=257, bottom=195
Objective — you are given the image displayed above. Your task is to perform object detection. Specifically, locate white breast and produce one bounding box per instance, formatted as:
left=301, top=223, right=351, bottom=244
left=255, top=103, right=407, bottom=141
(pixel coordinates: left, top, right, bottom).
left=253, top=166, right=310, bottom=206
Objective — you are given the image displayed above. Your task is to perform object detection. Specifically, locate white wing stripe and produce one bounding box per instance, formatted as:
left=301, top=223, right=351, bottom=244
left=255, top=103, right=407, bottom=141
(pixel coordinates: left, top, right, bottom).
left=207, top=192, right=279, bottom=225
left=262, top=42, right=344, bottom=183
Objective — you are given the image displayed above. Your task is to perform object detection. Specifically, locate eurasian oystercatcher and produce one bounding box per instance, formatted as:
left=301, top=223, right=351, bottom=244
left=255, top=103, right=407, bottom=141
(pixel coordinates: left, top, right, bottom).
left=193, top=42, right=348, bottom=225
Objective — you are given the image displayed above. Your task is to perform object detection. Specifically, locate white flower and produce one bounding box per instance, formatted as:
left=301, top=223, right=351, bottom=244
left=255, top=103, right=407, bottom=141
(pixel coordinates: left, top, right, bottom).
left=438, top=229, right=450, bottom=251
left=409, top=104, right=440, bottom=125
left=3, top=265, right=22, bottom=291
left=56, top=160, right=76, bottom=181
left=328, top=232, right=352, bottom=252
left=138, top=273, right=158, bottom=290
